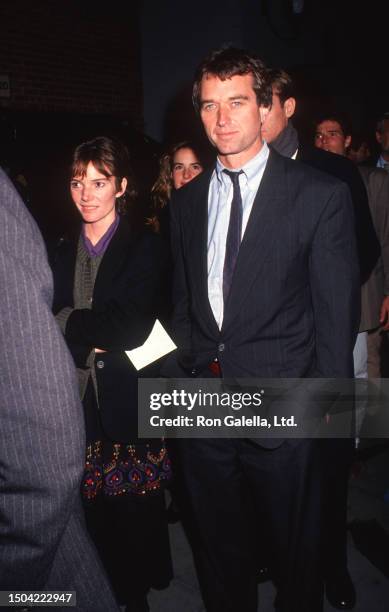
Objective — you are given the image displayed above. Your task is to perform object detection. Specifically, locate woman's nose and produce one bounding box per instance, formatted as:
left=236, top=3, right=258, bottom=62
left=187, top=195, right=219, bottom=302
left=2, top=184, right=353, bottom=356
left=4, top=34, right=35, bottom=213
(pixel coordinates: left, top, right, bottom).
left=182, top=167, right=193, bottom=181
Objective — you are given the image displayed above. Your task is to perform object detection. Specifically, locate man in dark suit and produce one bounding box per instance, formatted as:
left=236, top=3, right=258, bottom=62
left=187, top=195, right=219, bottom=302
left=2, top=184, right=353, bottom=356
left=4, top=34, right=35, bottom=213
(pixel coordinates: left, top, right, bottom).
left=260, top=74, right=379, bottom=610
left=314, top=112, right=389, bottom=376
left=261, top=69, right=379, bottom=286
left=0, top=168, right=119, bottom=611
left=168, top=47, right=360, bottom=612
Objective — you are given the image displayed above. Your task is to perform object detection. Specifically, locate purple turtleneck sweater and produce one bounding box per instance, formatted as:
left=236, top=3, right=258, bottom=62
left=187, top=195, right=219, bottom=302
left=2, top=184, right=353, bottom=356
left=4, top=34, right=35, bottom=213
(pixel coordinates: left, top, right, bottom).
left=81, top=214, right=120, bottom=257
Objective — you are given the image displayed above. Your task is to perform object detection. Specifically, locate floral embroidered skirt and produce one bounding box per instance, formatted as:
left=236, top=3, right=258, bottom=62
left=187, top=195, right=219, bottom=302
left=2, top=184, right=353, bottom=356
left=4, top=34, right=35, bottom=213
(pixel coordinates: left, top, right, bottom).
left=80, top=380, right=173, bottom=601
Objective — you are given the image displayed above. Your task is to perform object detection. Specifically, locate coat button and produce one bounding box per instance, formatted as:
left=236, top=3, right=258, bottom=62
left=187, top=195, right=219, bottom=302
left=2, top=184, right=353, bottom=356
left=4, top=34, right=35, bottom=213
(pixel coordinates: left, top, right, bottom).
left=96, top=360, right=105, bottom=369
left=218, top=343, right=225, bottom=352
left=191, top=368, right=197, bottom=376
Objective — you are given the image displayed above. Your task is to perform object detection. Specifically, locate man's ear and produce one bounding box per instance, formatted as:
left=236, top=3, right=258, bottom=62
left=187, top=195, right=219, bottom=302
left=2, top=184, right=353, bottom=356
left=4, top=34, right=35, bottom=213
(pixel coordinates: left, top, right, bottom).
left=284, top=97, right=296, bottom=119
left=376, top=130, right=382, bottom=145
left=345, top=135, right=352, bottom=150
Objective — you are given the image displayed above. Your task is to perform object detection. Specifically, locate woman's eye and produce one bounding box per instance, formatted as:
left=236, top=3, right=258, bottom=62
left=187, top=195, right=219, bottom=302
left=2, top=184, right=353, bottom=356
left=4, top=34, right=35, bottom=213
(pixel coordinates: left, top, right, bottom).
left=70, top=181, right=81, bottom=189
left=192, top=164, right=202, bottom=171
left=95, top=181, right=106, bottom=188
left=173, top=165, right=183, bottom=172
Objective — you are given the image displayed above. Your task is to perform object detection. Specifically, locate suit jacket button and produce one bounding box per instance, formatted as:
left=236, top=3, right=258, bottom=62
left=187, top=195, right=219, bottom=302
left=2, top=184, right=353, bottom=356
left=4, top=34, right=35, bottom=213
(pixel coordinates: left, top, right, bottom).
left=218, top=343, right=225, bottom=352
left=191, top=368, right=197, bottom=376
left=96, top=360, right=104, bottom=369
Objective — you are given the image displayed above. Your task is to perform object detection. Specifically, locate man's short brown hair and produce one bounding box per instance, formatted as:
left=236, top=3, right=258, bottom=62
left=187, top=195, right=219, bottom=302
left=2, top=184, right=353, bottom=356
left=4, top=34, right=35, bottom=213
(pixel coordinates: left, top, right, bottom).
left=192, top=46, right=272, bottom=113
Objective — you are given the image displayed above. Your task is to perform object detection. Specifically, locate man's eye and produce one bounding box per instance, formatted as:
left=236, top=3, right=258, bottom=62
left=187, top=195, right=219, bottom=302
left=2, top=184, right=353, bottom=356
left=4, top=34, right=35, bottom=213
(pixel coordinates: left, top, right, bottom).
left=95, top=181, right=106, bottom=188
left=231, top=100, right=242, bottom=107
left=315, top=134, right=323, bottom=140
left=202, top=103, right=216, bottom=112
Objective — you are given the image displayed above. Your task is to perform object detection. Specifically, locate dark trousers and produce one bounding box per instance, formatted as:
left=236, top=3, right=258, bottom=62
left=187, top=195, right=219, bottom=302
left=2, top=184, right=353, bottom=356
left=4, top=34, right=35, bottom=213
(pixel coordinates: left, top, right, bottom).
left=322, top=438, right=354, bottom=577
left=178, top=437, right=324, bottom=612
left=84, top=493, right=172, bottom=605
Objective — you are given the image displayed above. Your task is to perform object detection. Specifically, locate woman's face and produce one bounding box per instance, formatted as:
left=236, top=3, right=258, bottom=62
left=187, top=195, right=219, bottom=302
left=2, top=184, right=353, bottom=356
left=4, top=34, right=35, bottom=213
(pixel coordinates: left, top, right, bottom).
left=171, top=147, right=203, bottom=189
left=70, top=161, right=126, bottom=228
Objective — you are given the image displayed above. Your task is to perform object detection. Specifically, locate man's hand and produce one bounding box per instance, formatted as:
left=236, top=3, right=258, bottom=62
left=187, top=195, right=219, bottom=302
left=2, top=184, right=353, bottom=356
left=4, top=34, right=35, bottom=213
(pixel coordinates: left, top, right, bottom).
left=379, top=296, right=389, bottom=330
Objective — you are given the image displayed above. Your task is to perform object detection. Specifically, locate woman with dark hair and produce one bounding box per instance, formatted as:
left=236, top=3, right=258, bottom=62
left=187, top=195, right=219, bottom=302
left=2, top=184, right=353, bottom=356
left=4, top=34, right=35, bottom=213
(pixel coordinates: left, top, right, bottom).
left=148, top=140, right=206, bottom=234
left=52, top=136, right=172, bottom=612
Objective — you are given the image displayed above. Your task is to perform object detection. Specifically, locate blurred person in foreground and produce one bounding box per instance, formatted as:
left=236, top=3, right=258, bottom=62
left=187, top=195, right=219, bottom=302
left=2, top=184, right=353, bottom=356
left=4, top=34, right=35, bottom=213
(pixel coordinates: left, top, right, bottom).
left=0, top=167, right=120, bottom=611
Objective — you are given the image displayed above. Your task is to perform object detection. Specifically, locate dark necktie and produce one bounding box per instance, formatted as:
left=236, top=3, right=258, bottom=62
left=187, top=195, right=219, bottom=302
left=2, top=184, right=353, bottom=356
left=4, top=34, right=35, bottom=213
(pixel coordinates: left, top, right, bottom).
left=223, top=169, right=243, bottom=304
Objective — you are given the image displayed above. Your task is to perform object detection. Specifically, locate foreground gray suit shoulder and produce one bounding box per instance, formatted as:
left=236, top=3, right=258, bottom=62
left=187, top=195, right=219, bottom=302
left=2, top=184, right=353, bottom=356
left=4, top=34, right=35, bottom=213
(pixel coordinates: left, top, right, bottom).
left=0, top=169, right=119, bottom=611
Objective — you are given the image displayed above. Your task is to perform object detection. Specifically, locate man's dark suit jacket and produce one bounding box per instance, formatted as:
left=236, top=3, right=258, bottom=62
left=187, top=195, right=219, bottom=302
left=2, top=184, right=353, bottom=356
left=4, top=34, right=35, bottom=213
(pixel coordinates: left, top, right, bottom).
left=169, top=149, right=360, bottom=386
left=0, top=169, right=119, bottom=610
left=296, top=144, right=380, bottom=285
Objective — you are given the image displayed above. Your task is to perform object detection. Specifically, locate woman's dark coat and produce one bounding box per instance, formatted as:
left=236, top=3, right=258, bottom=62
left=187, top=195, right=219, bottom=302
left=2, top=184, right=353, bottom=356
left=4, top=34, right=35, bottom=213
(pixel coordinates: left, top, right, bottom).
left=53, top=217, right=170, bottom=441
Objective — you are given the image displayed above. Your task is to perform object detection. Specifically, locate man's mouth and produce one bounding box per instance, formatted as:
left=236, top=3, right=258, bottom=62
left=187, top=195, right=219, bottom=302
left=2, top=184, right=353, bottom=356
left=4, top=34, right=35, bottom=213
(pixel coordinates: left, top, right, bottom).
left=216, top=132, right=238, bottom=138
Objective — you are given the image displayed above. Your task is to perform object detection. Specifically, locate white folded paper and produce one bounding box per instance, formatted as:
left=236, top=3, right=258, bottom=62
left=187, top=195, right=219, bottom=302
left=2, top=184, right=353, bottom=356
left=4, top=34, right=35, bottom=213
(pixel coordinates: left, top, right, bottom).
left=125, top=319, right=177, bottom=371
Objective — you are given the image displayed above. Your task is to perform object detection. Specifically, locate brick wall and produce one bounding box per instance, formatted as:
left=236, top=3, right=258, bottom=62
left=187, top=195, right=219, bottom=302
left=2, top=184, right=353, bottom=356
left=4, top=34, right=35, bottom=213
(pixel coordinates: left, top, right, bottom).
left=0, top=1, right=143, bottom=126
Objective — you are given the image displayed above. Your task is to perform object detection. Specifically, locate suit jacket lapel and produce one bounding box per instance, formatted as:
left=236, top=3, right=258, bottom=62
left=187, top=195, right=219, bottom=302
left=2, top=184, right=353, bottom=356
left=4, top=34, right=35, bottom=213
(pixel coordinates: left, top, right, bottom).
left=222, top=150, right=288, bottom=331
left=93, top=218, right=132, bottom=304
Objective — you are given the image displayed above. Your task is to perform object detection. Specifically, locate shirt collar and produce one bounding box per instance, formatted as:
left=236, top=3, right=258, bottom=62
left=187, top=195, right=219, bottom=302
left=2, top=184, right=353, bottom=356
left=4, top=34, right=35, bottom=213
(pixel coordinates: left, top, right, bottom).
left=215, top=142, right=269, bottom=190
left=82, top=214, right=119, bottom=258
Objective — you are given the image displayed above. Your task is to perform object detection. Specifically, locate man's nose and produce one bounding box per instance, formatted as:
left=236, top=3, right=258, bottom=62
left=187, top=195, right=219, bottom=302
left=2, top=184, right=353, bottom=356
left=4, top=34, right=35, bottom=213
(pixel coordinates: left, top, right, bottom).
left=217, top=105, right=229, bottom=126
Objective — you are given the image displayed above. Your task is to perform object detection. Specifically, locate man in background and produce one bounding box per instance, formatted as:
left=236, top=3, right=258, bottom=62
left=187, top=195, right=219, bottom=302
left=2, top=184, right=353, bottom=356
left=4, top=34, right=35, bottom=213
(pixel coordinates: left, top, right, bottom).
left=0, top=168, right=119, bottom=611
left=260, top=71, right=381, bottom=611
left=375, top=111, right=389, bottom=172
left=315, top=112, right=389, bottom=377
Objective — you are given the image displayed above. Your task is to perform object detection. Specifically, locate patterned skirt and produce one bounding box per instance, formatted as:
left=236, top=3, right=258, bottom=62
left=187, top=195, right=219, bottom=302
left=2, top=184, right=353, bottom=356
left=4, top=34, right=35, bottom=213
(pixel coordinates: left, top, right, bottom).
left=80, top=380, right=173, bottom=600
left=81, top=379, right=172, bottom=500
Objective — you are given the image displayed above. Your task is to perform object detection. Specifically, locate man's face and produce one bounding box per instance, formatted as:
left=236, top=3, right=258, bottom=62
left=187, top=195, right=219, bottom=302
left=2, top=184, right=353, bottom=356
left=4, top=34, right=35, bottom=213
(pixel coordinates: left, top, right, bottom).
left=261, top=91, right=295, bottom=143
left=376, top=119, right=389, bottom=155
left=199, top=73, right=266, bottom=168
left=314, top=120, right=351, bottom=157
